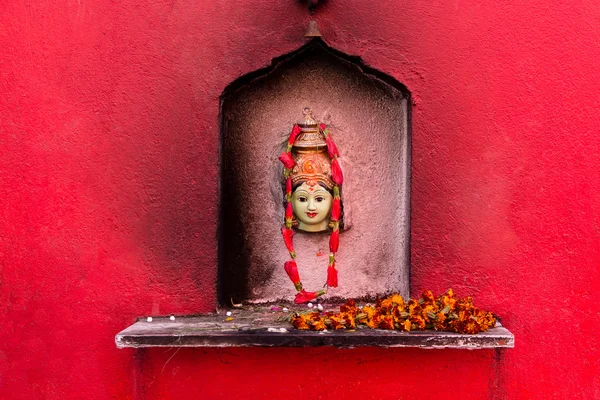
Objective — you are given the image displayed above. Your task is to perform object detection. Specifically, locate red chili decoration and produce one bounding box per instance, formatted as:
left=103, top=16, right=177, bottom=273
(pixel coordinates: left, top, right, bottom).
left=278, top=152, right=295, bottom=169
left=281, top=226, right=294, bottom=253
left=329, top=228, right=339, bottom=253
left=331, top=159, right=343, bottom=185
left=285, top=202, right=293, bottom=220
left=295, top=289, right=318, bottom=304
left=319, top=123, right=326, bottom=131
left=288, top=124, right=302, bottom=146
left=326, top=135, right=340, bottom=159
left=327, top=265, right=338, bottom=287
left=331, top=198, right=341, bottom=222
left=286, top=177, right=292, bottom=196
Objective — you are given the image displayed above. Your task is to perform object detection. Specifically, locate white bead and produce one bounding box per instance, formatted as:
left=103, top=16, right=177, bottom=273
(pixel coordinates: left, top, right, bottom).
left=283, top=307, right=289, bottom=312
left=146, top=317, right=153, bottom=322
left=170, top=315, right=175, bottom=321
left=317, top=304, right=324, bottom=311
left=308, top=303, right=313, bottom=308
left=226, top=311, right=232, bottom=316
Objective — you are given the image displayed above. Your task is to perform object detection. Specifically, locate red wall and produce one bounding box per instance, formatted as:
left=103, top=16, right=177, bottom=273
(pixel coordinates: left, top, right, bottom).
left=1, top=1, right=599, bottom=398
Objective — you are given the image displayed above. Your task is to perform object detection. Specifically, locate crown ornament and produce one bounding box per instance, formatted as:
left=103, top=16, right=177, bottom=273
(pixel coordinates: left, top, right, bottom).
left=289, top=108, right=334, bottom=190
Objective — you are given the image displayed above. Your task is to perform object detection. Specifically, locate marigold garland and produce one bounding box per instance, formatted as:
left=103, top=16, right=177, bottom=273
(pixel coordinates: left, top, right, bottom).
left=279, top=122, right=342, bottom=304
left=290, top=289, right=497, bottom=335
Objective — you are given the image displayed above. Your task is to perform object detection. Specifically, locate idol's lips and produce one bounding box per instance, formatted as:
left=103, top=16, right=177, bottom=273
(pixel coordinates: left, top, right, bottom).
left=306, top=212, right=318, bottom=218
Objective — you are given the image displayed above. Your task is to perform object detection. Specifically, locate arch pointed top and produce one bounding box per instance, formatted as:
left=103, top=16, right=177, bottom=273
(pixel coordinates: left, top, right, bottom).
left=220, top=38, right=410, bottom=102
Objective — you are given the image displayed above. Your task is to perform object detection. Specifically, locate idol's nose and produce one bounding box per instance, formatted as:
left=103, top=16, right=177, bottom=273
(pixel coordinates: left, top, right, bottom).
left=307, top=198, right=317, bottom=211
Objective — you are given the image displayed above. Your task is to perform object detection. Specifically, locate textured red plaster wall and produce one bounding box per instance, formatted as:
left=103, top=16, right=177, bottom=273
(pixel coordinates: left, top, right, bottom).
left=1, top=0, right=599, bottom=399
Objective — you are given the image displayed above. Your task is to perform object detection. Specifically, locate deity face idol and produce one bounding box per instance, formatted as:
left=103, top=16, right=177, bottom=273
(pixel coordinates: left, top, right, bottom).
left=291, top=182, right=333, bottom=232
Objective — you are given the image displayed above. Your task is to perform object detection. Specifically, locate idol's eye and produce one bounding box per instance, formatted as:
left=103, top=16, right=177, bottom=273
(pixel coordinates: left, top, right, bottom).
left=298, top=197, right=308, bottom=202
left=315, top=196, right=325, bottom=202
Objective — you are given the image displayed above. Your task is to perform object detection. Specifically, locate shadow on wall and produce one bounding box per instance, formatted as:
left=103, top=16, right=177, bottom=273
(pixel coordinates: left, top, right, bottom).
left=218, top=39, right=411, bottom=305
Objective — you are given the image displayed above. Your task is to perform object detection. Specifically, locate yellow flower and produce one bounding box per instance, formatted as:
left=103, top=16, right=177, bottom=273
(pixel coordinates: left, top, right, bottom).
left=362, top=305, right=377, bottom=319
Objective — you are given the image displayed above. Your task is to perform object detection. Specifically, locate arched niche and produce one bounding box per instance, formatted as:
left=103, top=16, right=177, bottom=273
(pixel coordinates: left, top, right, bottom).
left=219, top=39, right=410, bottom=304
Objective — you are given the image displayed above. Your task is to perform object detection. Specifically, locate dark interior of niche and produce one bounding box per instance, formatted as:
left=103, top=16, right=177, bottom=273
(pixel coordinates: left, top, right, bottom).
left=217, top=39, right=411, bottom=306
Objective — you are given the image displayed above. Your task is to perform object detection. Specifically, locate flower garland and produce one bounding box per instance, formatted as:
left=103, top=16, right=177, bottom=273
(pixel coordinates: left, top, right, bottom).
left=278, top=123, right=343, bottom=304
left=290, top=289, right=498, bottom=334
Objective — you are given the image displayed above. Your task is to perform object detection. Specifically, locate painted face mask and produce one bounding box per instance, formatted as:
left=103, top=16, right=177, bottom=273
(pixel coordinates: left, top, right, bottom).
left=291, top=182, right=333, bottom=232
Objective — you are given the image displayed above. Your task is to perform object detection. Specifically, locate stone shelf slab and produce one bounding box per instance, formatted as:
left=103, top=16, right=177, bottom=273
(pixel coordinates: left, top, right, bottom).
left=116, top=305, right=514, bottom=349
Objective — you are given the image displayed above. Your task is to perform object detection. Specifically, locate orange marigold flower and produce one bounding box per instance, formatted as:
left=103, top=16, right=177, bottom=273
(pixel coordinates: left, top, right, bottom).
left=392, top=306, right=408, bottom=324
left=379, top=297, right=393, bottom=312
left=311, top=318, right=327, bottom=331
left=411, top=315, right=426, bottom=330
left=408, top=299, right=422, bottom=316
left=422, top=290, right=435, bottom=303
left=422, top=304, right=437, bottom=322
left=390, top=294, right=405, bottom=309
left=379, top=315, right=395, bottom=330
left=365, top=313, right=381, bottom=329
left=457, top=296, right=475, bottom=312
left=342, top=313, right=356, bottom=329
left=291, top=314, right=310, bottom=330
left=290, top=289, right=497, bottom=334
left=340, top=299, right=357, bottom=315
left=441, top=289, right=457, bottom=309
left=436, top=312, right=447, bottom=324
left=481, top=312, right=497, bottom=328
left=362, top=306, right=377, bottom=320
left=327, top=313, right=345, bottom=330
left=463, top=321, right=479, bottom=334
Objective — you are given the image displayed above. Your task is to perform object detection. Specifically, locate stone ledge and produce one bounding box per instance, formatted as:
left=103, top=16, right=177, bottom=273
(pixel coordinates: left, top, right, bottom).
left=115, top=306, right=514, bottom=349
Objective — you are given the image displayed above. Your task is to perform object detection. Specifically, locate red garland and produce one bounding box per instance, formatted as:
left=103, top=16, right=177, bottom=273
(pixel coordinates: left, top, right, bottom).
left=329, top=228, right=339, bottom=253
left=325, top=135, right=340, bottom=158
left=331, top=159, right=344, bottom=185
left=284, top=260, right=302, bottom=291
left=331, top=198, right=341, bottom=221
left=327, top=264, right=338, bottom=287
left=279, top=123, right=343, bottom=303
left=295, top=289, right=326, bottom=304
left=279, top=152, right=295, bottom=169
left=281, top=226, right=294, bottom=255
left=288, top=124, right=302, bottom=146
